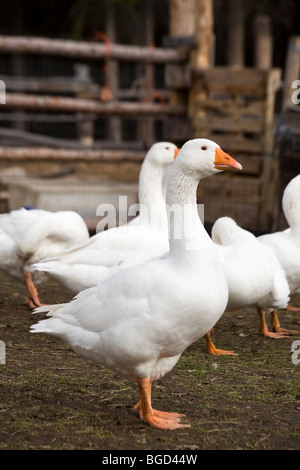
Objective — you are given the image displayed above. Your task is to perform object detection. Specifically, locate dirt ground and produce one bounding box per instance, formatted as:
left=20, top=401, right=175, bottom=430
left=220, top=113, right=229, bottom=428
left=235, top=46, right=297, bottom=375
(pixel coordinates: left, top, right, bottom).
left=0, top=271, right=300, bottom=451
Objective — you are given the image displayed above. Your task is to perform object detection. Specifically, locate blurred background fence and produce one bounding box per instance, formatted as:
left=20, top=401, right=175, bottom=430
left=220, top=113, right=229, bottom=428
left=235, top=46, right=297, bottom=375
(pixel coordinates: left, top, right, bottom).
left=0, top=0, right=299, bottom=234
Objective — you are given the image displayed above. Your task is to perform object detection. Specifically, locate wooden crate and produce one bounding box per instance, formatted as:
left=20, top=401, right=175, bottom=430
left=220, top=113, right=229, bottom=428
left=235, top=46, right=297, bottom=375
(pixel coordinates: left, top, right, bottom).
left=198, top=173, right=262, bottom=233
left=189, top=67, right=282, bottom=233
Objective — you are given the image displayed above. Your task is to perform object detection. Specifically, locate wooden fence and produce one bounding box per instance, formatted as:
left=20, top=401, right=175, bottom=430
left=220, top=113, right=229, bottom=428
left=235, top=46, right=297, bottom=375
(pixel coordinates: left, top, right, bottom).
left=0, top=35, right=189, bottom=152
left=189, top=67, right=281, bottom=233
left=0, top=33, right=283, bottom=233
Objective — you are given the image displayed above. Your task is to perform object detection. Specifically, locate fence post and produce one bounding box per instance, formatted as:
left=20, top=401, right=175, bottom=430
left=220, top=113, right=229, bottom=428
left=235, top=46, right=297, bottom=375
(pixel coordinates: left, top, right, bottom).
left=12, top=54, right=26, bottom=131
left=253, top=14, right=273, bottom=70
left=74, top=63, right=94, bottom=147
left=140, top=0, right=155, bottom=148
left=106, top=1, right=122, bottom=144
left=226, top=0, right=244, bottom=68
left=188, top=0, right=214, bottom=131
left=282, top=36, right=300, bottom=111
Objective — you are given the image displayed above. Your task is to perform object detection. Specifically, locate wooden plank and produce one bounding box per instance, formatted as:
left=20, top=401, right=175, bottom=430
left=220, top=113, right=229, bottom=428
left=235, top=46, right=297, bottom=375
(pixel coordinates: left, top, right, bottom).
left=197, top=81, right=267, bottom=98
left=0, top=128, right=145, bottom=150
left=0, top=35, right=188, bottom=63
left=0, top=146, right=146, bottom=162
left=200, top=199, right=259, bottom=232
left=0, top=127, right=88, bottom=148
left=231, top=155, right=262, bottom=175
left=191, top=131, right=264, bottom=153
left=192, top=67, right=278, bottom=87
left=2, top=75, right=99, bottom=95
left=0, top=112, right=97, bottom=123
left=193, top=115, right=264, bottom=133
left=191, top=96, right=265, bottom=116
left=192, top=67, right=281, bottom=97
left=4, top=92, right=186, bottom=116
left=198, top=173, right=261, bottom=203
left=0, top=81, right=168, bottom=102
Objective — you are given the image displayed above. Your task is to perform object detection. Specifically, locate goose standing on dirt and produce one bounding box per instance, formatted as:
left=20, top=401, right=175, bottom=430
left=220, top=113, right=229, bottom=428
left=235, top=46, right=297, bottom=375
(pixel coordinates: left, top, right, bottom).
left=31, top=142, right=179, bottom=294
left=30, top=138, right=242, bottom=430
left=0, top=208, right=89, bottom=307
left=258, top=174, right=300, bottom=335
left=205, top=217, right=290, bottom=355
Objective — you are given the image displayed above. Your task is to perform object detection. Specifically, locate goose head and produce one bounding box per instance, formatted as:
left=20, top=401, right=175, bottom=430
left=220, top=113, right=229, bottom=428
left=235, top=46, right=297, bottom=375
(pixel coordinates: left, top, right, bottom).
left=282, top=174, right=300, bottom=229
left=174, top=138, right=242, bottom=180
left=146, top=141, right=179, bottom=168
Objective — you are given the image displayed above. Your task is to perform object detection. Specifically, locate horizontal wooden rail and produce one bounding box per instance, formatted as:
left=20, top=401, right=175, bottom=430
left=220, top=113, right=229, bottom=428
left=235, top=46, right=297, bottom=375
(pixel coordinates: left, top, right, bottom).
left=0, top=146, right=146, bottom=162
left=1, top=74, right=99, bottom=95
left=0, top=35, right=188, bottom=63
left=1, top=75, right=169, bottom=101
left=0, top=128, right=148, bottom=150
left=4, top=92, right=186, bottom=116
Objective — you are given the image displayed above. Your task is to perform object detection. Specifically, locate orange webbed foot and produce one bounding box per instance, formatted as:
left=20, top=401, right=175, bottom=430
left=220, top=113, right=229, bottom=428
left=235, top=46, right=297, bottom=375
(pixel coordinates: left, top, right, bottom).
left=271, top=310, right=300, bottom=336
left=205, top=331, right=237, bottom=356
left=135, top=378, right=190, bottom=430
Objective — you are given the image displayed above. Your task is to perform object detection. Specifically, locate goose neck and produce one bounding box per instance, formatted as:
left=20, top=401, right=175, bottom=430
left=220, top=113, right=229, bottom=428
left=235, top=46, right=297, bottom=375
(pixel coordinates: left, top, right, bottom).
left=166, top=166, right=210, bottom=254
left=138, top=159, right=165, bottom=208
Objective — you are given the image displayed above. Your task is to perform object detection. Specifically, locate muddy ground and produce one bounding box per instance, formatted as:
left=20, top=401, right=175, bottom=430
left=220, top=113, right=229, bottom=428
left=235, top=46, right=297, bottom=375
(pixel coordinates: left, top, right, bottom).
left=0, top=271, right=300, bottom=451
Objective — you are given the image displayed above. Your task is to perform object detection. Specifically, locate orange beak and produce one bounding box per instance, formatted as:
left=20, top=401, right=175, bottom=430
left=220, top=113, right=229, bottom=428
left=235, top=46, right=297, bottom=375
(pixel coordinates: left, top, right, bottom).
left=214, top=147, right=242, bottom=171
left=174, top=148, right=180, bottom=159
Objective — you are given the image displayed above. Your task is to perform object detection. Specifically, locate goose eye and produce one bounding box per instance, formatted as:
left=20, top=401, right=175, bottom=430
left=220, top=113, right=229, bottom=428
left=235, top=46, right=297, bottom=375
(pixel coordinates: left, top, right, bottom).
left=165, top=146, right=170, bottom=150
left=201, top=146, right=207, bottom=151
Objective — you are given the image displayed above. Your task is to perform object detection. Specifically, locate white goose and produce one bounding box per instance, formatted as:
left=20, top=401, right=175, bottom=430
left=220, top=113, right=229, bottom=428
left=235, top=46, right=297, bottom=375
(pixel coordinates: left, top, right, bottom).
left=0, top=229, right=22, bottom=279
left=31, top=142, right=179, bottom=294
left=30, top=138, right=242, bottom=430
left=258, top=174, right=300, bottom=334
left=0, top=208, right=89, bottom=307
left=206, top=217, right=290, bottom=355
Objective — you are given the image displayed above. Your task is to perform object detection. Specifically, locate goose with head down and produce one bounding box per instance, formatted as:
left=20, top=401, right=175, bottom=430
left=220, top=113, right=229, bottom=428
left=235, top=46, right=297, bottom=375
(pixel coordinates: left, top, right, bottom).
left=30, top=138, right=242, bottom=430
left=0, top=208, right=89, bottom=307
left=31, top=142, right=179, bottom=294
left=205, top=216, right=291, bottom=355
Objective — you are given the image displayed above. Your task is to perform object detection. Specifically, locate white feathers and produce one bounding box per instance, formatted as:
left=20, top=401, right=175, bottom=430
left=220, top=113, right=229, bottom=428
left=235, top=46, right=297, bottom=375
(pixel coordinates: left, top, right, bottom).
left=30, top=138, right=238, bottom=384
left=212, top=216, right=290, bottom=313
left=31, top=142, right=179, bottom=293
left=258, top=175, right=300, bottom=297
left=0, top=208, right=89, bottom=277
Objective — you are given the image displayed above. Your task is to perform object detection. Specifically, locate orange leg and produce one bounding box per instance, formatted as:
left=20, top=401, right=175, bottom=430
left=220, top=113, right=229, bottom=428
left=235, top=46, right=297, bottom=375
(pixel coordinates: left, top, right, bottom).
left=258, top=308, right=287, bottom=339
left=271, top=309, right=300, bottom=335
left=23, top=271, right=44, bottom=309
left=205, top=329, right=237, bottom=356
left=133, top=378, right=190, bottom=430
